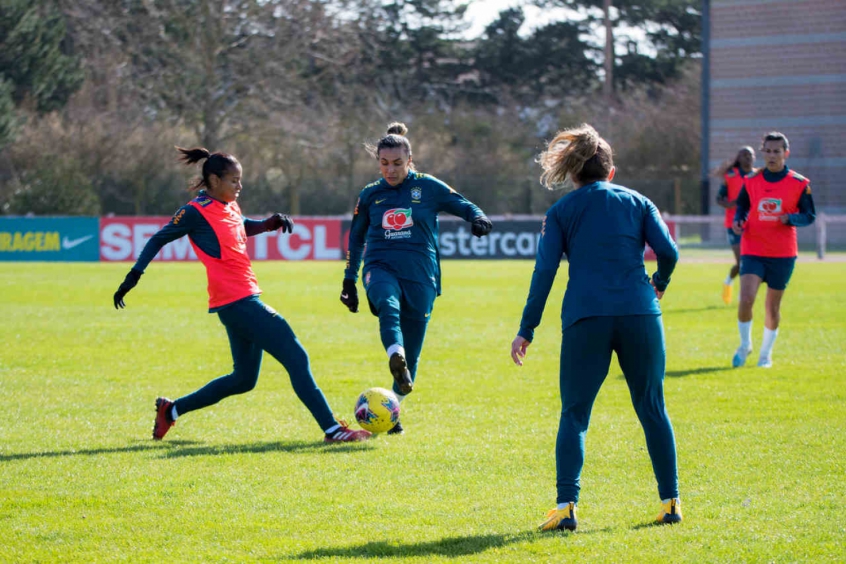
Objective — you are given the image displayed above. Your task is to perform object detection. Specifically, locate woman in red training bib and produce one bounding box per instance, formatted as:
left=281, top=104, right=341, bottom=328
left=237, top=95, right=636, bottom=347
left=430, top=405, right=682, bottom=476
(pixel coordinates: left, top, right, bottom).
left=113, top=147, right=371, bottom=443
left=731, top=132, right=815, bottom=368
left=716, top=146, right=755, bottom=305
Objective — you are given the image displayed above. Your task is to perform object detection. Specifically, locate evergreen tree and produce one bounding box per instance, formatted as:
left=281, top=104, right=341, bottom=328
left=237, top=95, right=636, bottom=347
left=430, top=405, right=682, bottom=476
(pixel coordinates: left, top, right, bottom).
left=0, top=78, right=17, bottom=149
left=474, top=8, right=597, bottom=102
left=0, top=0, right=82, bottom=148
left=536, top=0, right=700, bottom=90
left=0, top=0, right=83, bottom=113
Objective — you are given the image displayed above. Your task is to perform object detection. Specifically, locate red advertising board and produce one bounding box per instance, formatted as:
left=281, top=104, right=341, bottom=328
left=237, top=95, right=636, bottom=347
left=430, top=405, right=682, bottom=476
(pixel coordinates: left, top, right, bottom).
left=100, top=216, right=343, bottom=261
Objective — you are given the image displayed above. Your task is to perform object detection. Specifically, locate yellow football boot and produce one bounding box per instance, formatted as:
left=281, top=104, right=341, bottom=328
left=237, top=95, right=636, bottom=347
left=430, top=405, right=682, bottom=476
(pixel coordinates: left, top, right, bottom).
left=722, top=283, right=733, bottom=305
left=656, top=498, right=683, bottom=524
left=539, top=502, right=577, bottom=531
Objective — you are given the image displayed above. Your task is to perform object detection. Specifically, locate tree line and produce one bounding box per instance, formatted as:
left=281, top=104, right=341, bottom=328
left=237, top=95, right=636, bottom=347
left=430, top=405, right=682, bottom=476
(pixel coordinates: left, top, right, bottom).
left=0, top=0, right=702, bottom=217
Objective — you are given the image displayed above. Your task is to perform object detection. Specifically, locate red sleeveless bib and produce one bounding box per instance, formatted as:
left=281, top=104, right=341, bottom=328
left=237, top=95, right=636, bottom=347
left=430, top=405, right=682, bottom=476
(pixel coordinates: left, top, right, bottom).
left=723, top=167, right=745, bottom=228
left=740, top=170, right=809, bottom=258
left=189, top=196, right=261, bottom=308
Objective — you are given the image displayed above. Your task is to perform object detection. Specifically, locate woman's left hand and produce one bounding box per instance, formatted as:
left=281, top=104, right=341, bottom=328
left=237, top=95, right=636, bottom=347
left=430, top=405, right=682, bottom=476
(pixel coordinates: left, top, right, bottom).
left=265, top=213, right=294, bottom=233
left=511, top=336, right=531, bottom=366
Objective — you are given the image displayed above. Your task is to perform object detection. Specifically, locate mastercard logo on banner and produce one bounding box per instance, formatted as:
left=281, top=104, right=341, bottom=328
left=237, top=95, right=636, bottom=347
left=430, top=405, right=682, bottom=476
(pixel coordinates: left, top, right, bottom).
left=382, top=208, right=413, bottom=231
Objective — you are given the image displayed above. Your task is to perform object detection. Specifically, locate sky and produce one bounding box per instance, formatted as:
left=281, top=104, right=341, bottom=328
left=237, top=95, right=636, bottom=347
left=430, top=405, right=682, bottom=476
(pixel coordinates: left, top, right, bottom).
left=461, top=0, right=651, bottom=55
left=462, top=0, right=574, bottom=39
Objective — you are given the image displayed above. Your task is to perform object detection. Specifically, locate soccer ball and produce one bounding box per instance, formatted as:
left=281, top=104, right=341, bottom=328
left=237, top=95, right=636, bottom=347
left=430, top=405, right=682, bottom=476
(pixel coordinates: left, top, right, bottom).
left=354, top=387, right=401, bottom=433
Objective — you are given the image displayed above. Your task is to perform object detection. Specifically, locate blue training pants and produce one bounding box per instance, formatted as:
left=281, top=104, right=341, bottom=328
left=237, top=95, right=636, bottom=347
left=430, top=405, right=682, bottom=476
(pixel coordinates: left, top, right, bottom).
left=363, top=268, right=435, bottom=396
left=556, top=314, right=679, bottom=503
left=172, top=296, right=337, bottom=431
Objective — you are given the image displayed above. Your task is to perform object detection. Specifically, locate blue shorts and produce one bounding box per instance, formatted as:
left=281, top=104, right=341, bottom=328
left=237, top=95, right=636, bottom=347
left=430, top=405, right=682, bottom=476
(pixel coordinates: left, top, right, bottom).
left=726, top=228, right=741, bottom=247
left=739, top=255, right=796, bottom=291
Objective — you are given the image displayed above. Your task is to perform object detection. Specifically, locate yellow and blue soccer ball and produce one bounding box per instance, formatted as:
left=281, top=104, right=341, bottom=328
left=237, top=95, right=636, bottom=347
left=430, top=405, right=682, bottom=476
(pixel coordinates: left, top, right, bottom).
left=354, top=387, right=401, bottom=433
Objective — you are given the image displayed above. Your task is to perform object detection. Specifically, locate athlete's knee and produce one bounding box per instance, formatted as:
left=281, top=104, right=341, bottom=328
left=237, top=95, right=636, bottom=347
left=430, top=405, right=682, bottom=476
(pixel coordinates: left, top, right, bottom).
left=738, top=293, right=756, bottom=311
left=765, top=300, right=781, bottom=316
left=633, top=395, right=668, bottom=423
left=560, top=404, right=591, bottom=431
left=228, top=369, right=259, bottom=395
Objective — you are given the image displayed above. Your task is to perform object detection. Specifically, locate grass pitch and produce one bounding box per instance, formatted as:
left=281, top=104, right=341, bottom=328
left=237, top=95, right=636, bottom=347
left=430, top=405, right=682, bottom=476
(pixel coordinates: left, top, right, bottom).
left=1, top=258, right=844, bottom=562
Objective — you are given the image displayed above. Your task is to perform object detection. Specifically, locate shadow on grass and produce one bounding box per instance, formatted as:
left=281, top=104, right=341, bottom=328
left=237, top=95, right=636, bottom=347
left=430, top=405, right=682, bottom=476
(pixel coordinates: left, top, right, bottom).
left=1, top=438, right=373, bottom=463
left=614, top=366, right=728, bottom=380
left=162, top=439, right=374, bottom=458
left=630, top=521, right=681, bottom=531
left=289, top=528, right=616, bottom=560
left=0, top=440, right=201, bottom=463
left=290, top=531, right=539, bottom=560
left=666, top=366, right=728, bottom=378
left=663, top=305, right=722, bottom=315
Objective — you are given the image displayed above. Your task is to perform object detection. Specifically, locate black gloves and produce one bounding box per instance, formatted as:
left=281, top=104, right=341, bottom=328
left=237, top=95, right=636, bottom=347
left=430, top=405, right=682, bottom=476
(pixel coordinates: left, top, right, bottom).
left=340, top=279, right=359, bottom=313
left=114, top=269, right=142, bottom=309
left=264, top=213, right=294, bottom=233
left=652, top=272, right=670, bottom=293
left=471, top=216, right=493, bottom=238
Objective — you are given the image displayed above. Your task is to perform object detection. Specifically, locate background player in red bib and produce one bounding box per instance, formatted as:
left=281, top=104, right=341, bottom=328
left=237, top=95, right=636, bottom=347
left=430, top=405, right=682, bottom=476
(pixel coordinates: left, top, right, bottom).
left=731, top=132, right=815, bottom=368
left=716, top=146, right=755, bottom=305
left=113, top=147, right=371, bottom=443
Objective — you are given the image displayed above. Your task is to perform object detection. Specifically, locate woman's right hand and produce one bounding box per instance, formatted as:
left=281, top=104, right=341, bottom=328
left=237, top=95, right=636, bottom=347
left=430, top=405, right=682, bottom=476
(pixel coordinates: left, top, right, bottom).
left=114, top=269, right=142, bottom=309
left=511, top=336, right=530, bottom=366
left=650, top=277, right=665, bottom=300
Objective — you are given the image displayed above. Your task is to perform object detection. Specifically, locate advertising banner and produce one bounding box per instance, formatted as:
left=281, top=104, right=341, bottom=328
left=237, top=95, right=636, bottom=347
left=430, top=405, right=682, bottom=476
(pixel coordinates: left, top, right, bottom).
left=339, top=218, right=543, bottom=260
left=0, top=217, right=99, bottom=261
left=340, top=217, right=676, bottom=261
left=99, top=216, right=344, bottom=262
left=438, top=218, right=542, bottom=259
left=0, top=215, right=674, bottom=262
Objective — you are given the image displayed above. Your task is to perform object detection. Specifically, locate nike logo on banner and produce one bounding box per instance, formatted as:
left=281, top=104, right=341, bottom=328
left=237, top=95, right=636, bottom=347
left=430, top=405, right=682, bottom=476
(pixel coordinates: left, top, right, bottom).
left=61, top=235, right=94, bottom=250
left=375, top=199, right=387, bottom=204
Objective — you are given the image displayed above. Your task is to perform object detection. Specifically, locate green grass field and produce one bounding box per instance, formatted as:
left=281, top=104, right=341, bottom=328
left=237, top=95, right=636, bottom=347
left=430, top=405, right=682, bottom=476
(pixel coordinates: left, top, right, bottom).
left=1, top=259, right=844, bottom=563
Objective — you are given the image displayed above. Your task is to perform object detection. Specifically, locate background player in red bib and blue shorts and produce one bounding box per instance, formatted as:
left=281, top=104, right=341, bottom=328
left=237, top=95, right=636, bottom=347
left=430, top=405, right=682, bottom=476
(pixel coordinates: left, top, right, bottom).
left=510, top=124, right=681, bottom=531
left=731, top=132, right=815, bottom=368
left=340, top=122, right=492, bottom=435
left=716, top=146, right=755, bottom=305
left=113, top=147, right=371, bottom=443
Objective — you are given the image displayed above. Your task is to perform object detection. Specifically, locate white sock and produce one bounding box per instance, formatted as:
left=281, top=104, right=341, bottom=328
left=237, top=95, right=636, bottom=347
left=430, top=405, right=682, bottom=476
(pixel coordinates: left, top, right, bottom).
left=386, top=343, right=405, bottom=359
left=661, top=498, right=679, bottom=503
left=324, top=424, right=341, bottom=435
left=170, top=405, right=179, bottom=421
left=557, top=502, right=576, bottom=510
left=760, top=327, right=779, bottom=359
left=395, top=392, right=407, bottom=403
left=738, top=320, right=752, bottom=350
left=724, top=275, right=733, bottom=285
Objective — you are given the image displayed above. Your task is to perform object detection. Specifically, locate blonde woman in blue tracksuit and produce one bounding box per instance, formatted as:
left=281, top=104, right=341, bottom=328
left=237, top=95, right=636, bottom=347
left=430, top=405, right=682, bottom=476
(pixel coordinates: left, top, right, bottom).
left=511, top=124, right=682, bottom=531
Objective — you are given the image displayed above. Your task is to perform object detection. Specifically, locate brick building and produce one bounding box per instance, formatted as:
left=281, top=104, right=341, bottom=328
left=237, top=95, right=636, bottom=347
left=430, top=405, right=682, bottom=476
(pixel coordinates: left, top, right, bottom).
left=707, top=0, right=846, bottom=221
